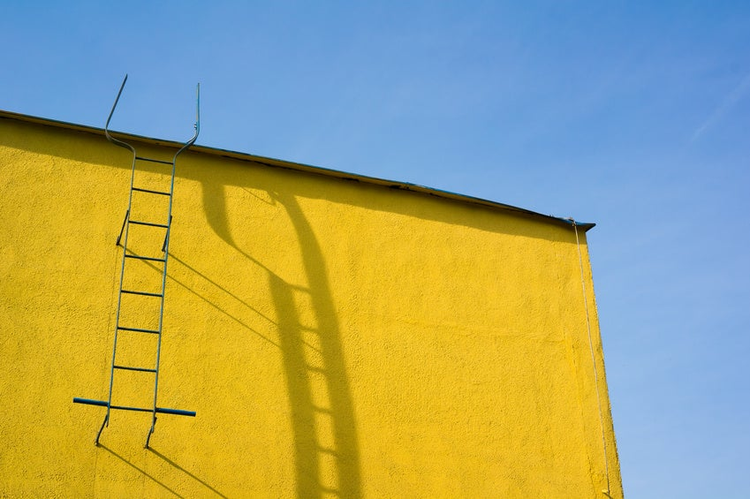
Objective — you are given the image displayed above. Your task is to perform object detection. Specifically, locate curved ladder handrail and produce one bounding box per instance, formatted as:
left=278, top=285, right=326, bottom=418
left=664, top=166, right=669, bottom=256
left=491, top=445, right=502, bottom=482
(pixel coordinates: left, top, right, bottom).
left=104, top=74, right=136, bottom=155
left=173, top=82, right=200, bottom=161
left=104, top=74, right=201, bottom=154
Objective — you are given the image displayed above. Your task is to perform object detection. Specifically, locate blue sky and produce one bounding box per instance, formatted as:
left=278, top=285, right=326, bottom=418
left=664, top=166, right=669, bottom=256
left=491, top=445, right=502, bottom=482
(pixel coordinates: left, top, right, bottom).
left=2, top=2, right=748, bottom=496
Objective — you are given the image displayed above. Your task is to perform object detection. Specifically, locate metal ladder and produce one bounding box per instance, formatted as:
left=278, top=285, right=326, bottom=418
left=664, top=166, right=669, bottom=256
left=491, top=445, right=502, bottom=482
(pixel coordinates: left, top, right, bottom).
left=74, top=75, right=199, bottom=447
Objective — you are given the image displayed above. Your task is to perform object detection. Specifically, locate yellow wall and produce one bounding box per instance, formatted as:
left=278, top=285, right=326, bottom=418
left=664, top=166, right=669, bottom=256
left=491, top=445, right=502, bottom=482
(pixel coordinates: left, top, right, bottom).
left=0, top=116, right=622, bottom=498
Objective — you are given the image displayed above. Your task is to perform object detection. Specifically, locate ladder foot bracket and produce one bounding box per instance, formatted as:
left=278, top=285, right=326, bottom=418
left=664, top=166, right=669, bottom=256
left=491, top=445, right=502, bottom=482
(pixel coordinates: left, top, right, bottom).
left=145, top=418, right=157, bottom=448
left=95, top=414, right=108, bottom=446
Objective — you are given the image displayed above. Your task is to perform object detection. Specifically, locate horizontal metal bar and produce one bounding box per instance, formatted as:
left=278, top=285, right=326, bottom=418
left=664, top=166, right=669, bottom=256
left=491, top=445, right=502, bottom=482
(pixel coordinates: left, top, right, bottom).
left=128, top=220, right=169, bottom=228
left=124, top=254, right=166, bottom=263
left=74, top=398, right=150, bottom=412
left=153, top=407, right=197, bottom=417
left=73, top=398, right=196, bottom=417
left=114, top=365, right=157, bottom=373
left=117, top=326, right=160, bottom=334
left=136, top=156, right=173, bottom=165
left=121, top=289, right=163, bottom=297
left=132, top=187, right=171, bottom=196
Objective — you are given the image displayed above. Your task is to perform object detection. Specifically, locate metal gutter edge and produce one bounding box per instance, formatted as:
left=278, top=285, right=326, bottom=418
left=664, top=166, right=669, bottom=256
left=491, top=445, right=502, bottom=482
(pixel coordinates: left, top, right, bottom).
left=0, top=109, right=596, bottom=232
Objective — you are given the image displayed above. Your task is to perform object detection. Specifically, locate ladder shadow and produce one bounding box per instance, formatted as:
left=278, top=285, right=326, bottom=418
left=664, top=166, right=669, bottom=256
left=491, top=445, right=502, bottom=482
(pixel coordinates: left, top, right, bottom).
left=168, top=253, right=323, bottom=354
left=148, top=447, right=229, bottom=498
left=98, top=445, right=184, bottom=498
left=201, top=180, right=362, bottom=499
left=123, top=246, right=282, bottom=350
left=167, top=253, right=282, bottom=350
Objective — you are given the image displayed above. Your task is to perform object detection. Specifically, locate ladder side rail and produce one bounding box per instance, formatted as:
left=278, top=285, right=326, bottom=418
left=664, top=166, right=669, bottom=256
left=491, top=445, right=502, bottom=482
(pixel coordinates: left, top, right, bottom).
left=104, top=75, right=137, bottom=155
left=101, top=74, right=141, bottom=440
left=103, top=149, right=139, bottom=437
left=171, top=83, right=201, bottom=163
left=147, top=211, right=169, bottom=447
left=146, top=82, right=200, bottom=448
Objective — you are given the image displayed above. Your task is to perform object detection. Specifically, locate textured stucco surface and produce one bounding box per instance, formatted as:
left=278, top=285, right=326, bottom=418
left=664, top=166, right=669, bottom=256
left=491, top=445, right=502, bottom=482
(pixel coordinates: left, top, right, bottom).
left=0, top=116, right=622, bottom=498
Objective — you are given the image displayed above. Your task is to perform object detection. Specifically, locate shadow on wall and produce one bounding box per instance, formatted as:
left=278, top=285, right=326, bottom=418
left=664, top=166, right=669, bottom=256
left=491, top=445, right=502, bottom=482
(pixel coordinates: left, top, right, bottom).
left=117, top=178, right=362, bottom=498
left=100, top=445, right=228, bottom=498
left=0, top=121, right=575, bottom=243
left=25, top=122, right=366, bottom=496
left=99, top=446, right=184, bottom=498
left=1, top=122, right=595, bottom=496
left=201, top=181, right=362, bottom=499
left=148, top=448, right=228, bottom=498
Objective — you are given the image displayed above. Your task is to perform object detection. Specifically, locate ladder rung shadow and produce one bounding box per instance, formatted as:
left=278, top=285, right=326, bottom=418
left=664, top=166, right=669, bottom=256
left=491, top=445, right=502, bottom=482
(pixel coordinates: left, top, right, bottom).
left=129, top=220, right=169, bottom=228
left=121, top=289, right=163, bottom=297
left=114, top=365, right=157, bottom=373
left=124, top=254, right=166, bottom=263
left=132, top=187, right=171, bottom=196
left=117, top=326, right=160, bottom=334
left=136, top=156, right=173, bottom=165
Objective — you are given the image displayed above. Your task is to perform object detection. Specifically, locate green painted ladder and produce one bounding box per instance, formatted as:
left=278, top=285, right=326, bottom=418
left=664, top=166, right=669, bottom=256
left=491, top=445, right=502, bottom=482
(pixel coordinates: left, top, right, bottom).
left=74, top=75, right=199, bottom=447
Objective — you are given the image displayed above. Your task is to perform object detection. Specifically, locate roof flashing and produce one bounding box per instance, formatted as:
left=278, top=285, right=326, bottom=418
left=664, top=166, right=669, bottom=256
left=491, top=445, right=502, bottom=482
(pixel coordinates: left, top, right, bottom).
left=0, top=109, right=596, bottom=233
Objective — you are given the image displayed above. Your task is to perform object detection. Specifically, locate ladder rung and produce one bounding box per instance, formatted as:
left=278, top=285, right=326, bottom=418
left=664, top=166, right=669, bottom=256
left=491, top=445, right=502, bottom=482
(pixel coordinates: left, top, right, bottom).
left=136, top=156, right=173, bottom=165
left=72, top=398, right=196, bottom=417
left=132, top=187, right=171, bottom=196
left=129, top=220, right=169, bottom=228
left=114, top=365, right=157, bottom=373
left=124, top=254, right=166, bottom=263
left=117, top=326, right=160, bottom=334
left=121, top=289, right=163, bottom=298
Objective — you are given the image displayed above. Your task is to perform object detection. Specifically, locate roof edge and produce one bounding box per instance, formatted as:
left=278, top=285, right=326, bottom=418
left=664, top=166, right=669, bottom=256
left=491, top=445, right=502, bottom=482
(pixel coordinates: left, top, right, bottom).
left=0, top=109, right=596, bottom=233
